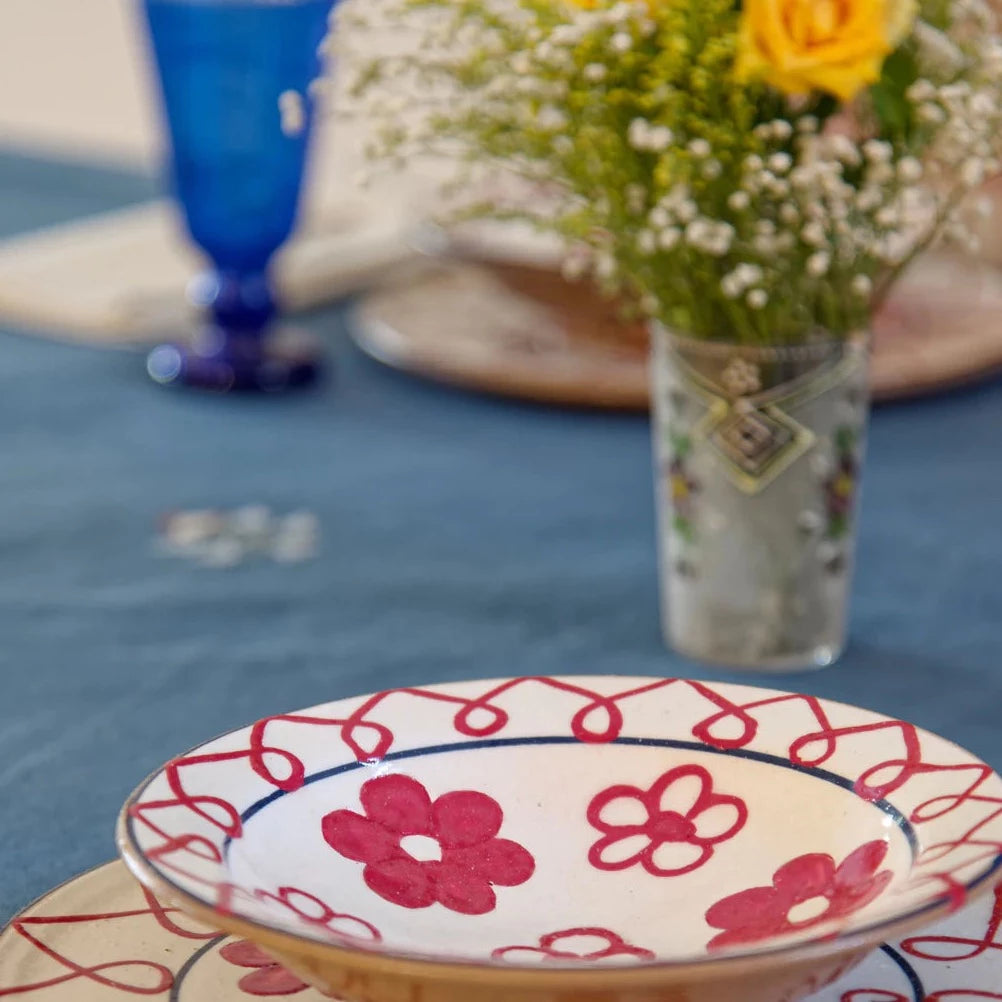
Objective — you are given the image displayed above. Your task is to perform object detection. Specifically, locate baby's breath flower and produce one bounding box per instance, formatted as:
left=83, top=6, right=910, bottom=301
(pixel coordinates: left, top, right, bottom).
left=610, top=32, right=632, bottom=53
left=608, top=2, right=633, bottom=23
left=550, top=24, right=581, bottom=46
left=866, top=161, right=895, bottom=186
left=971, top=91, right=996, bottom=117
left=772, top=119, right=793, bottom=141
left=829, top=135, right=862, bottom=166
left=747, top=289, right=768, bottom=309
left=722, top=263, right=765, bottom=300
left=875, top=206, right=898, bottom=227
left=688, top=138, right=712, bottom=157
left=675, top=199, right=698, bottom=223
left=768, top=152, right=792, bottom=174
left=595, top=253, right=617, bottom=279
left=537, top=106, right=567, bottom=130
left=962, top=158, right=986, bottom=186
left=649, top=206, right=670, bottom=229
left=683, top=219, right=710, bottom=247
left=907, top=79, right=936, bottom=102
left=919, top=103, right=946, bottom=124
left=728, top=190, right=751, bottom=212
left=897, top=157, right=923, bottom=183
left=851, top=275, right=873, bottom=297
left=802, top=220, right=826, bottom=246
left=629, top=118, right=673, bottom=153
left=788, top=165, right=814, bottom=190
left=628, top=118, right=650, bottom=150
left=647, top=126, right=674, bottom=151
left=807, top=251, right=831, bottom=277
left=856, top=188, right=883, bottom=212
left=658, top=227, right=681, bottom=250
left=721, top=274, right=742, bottom=299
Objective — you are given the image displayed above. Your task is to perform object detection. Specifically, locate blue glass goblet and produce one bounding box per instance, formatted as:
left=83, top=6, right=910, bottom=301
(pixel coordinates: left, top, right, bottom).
left=142, top=0, right=334, bottom=392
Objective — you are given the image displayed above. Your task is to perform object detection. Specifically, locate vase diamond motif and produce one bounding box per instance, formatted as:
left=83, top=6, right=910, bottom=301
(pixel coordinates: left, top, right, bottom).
left=652, top=325, right=869, bottom=670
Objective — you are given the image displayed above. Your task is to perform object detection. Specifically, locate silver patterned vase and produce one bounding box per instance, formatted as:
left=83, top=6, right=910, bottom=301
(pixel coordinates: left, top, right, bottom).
left=650, top=324, right=870, bottom=671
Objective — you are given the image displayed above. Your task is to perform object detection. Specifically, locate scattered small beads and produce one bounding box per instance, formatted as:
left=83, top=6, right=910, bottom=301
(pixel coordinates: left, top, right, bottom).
left=156, top=506, right=320, bottom=568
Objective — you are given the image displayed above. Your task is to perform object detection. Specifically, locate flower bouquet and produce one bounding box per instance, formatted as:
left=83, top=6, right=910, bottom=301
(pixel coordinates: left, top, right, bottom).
left=333, top=0, right=1002, bottom=668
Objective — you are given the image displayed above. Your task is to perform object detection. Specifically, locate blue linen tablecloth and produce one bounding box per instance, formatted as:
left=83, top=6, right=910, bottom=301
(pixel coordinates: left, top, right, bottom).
left=2, top=150, right=1002, bottom=923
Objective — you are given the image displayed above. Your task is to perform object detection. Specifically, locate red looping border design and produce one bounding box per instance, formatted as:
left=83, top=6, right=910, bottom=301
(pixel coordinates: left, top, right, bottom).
left=0, top=887, right=216, bottom=997
left=0, top=881, right=380, bottom=997
left=491, top=926, right=655, bottom=963
left=127, top=677, right=1002, bottom=931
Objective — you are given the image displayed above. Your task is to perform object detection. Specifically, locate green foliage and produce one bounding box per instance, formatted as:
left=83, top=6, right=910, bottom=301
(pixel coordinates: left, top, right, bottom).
left=870, top=46, right=921, bottom=145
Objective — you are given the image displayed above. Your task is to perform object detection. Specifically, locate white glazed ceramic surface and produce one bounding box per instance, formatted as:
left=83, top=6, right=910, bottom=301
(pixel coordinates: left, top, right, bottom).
left=119, top=677, right=1002, bottom=968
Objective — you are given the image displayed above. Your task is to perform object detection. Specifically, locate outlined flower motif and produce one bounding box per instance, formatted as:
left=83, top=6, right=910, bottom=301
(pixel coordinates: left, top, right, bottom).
left=823, top=425, right=860, bottom=553
left=492, top=927, right=656, bottom=964
left=705, top=840, right=893, bottom=951
left=322, top=773, right=535, bottom=915
left=219, top=939, right=309, bottom=996
left=587, top=764, right=748, bottom=877
left=665, top=431, right=700, bottom=551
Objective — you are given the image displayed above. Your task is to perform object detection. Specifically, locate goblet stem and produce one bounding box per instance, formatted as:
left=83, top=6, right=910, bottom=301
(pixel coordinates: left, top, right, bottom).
left=147, top=264, right=320, bottom=392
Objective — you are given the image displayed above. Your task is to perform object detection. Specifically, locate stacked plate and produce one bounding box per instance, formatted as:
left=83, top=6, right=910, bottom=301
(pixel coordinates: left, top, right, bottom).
left=3, top=676, right=1002, bottom=1001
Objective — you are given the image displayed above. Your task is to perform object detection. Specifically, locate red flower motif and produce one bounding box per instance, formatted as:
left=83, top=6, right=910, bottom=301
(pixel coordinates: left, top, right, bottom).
left=492, top=927, right=655, bottom=964
left=587, top=764, right=747, bottom=877
left=321, top=773, right=535, bottom=915
left=705, top=840, right=893, bottom=951
left=219, top=940, right=309, bottom=996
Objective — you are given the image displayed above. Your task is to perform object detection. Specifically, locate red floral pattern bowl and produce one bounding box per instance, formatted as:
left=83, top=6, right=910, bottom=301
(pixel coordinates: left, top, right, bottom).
left=117, top=676, right=1002, bottom=1002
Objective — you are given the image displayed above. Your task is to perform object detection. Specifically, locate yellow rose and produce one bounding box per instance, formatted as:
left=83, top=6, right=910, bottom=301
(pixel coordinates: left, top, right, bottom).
left=735, top=0, right=919, bottom=102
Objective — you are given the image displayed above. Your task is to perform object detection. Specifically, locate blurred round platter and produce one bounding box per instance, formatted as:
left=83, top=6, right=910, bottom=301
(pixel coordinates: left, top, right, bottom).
left=350, top=247, right=1002, bottom=409
left=0, top=861, right=331, bottom=1000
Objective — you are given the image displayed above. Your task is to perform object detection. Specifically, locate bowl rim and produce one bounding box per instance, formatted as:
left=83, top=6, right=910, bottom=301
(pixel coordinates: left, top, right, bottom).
left=116, top=674, right=1002, bottom=985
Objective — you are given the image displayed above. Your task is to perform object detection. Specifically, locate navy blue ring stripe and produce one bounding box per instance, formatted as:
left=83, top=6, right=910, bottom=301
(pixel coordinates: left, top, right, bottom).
left=879, top=943, right=925, bottom=1002
left=169, top=934, right=227, bottom=1002
left=225, top=734, right=919, bottom=858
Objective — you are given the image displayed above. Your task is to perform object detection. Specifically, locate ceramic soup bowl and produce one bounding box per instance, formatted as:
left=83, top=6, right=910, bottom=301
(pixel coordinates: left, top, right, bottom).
left=118, top=676, right=1002, bottom=1002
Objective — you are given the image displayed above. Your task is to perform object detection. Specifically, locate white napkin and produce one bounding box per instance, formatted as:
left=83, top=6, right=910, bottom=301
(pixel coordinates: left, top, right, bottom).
left=0, top=197, right=416, bottom=344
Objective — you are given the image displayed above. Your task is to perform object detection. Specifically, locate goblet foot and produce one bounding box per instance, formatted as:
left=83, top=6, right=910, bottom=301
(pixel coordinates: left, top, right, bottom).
left=146, top=327, right=323, bottom=393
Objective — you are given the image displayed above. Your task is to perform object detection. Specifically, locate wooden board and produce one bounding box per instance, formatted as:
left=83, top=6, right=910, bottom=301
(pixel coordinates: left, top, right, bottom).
left=350, top=251, right=1002, bottom=408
